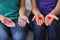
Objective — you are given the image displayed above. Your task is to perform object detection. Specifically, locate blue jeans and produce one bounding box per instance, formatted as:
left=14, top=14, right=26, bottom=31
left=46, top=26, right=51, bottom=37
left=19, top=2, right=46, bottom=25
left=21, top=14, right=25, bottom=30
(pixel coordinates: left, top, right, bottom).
left=10, top=13, right=60, bottom=40
left=0, top=22, right=10, bottom=40
left=47, top=15, right=60, bottom=40
left=0, top=14, right=60, bottom=40
left=10, top=14, right=46, bottom=40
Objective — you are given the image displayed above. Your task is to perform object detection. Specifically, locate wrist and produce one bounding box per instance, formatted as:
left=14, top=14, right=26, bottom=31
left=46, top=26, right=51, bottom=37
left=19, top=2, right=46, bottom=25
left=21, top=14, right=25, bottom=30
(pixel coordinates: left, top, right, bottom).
left=19, top=7, right=26, bottom=16
left=19, top=14, right=25, bottom=17
left=49, top=11, right=59, bottom=16
left=49, top=13, right=57, bottom=16
left=32, top=7, right=38, bottom=11
left=0, top=15, right=5, bottom=21
left=19, top=7, right=26, bottom=12
left=20, top=7, right=26, bottom=10
left=32, top=8, right=41, bottom=15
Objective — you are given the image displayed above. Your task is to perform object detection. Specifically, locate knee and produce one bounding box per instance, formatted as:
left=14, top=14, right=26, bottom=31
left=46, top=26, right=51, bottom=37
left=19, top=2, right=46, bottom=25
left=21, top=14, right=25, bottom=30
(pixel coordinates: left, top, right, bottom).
left=12, top=32, right=26, bottom=40
left=34, top=25, right=46, bottom=33
left=0, top=29, right=8, bottom=40
left=0, top=33, right=8, bottom=40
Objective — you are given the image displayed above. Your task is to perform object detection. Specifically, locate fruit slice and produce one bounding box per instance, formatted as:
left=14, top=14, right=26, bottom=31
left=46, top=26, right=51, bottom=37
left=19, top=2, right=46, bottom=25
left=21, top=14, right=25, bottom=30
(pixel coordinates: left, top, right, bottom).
left=4, top=18, right=15, bottom=27
left=38, top=16, right=42, bottom=20
left=47, top=16, right=51, bottom=20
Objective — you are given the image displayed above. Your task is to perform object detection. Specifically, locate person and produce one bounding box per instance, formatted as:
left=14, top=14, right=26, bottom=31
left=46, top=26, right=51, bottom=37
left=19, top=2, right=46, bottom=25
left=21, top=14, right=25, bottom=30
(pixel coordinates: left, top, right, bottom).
left=0, top=0, right=26, bottom=40
left=31, top=0, right=60, bottom=40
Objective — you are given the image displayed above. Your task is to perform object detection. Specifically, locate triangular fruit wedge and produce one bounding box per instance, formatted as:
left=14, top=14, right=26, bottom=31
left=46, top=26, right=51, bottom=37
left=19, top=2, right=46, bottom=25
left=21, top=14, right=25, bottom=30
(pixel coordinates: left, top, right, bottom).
left=4, top=18, right=15, bottom=27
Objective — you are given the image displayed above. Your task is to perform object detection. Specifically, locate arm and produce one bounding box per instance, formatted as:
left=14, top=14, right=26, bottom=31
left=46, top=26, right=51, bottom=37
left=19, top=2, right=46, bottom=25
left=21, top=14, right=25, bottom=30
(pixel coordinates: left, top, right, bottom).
left=31, top=0, right=37, bottom=9
left=50, top=0, right=60, bottom=15
left=18, top=0, right=29, bottom=27
left=45, top=0, right=60, bottom=26
left=19, top=0, right=26, bottom=15
left=31, top=0, right=42, bottom=15
left=31, top=0, right=44, bottom=26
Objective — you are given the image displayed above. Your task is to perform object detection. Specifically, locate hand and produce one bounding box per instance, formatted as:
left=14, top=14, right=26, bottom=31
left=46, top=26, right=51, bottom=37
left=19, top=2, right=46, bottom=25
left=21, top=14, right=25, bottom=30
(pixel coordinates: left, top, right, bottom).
left=18, top=7, right=29, bottom=27
left=0, top=15, right=15, bottom=27
left=32, top=9, right=44, bottom=26
left=45, top=14, right=59, bottom=26
left=18, top=15, right=29, bottom=27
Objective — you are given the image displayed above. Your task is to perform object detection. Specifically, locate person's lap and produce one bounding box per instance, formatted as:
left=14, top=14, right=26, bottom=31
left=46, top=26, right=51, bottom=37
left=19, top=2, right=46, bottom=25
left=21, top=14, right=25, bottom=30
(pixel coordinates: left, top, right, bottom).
left=10, top=14, right=60, bottom=40
left=48, top=15, right=60, bottom=40
left=10, top=20, right=28, bottom=40
left=0, top=22, right=10, bottom=40
left=10, top=14, right=46, bottom=40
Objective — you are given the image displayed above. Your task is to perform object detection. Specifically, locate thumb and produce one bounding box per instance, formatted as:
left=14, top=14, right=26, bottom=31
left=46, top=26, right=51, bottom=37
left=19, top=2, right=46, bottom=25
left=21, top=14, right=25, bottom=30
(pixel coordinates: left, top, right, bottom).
left=1, top=18, right=6, bottom=24
left=54, top=15, right=59, bottom=20
left=32, top=16, right=35, bottom=21
left=27, top=18, right=30, bottom=24
left=1, top=20, right=4, bottom=24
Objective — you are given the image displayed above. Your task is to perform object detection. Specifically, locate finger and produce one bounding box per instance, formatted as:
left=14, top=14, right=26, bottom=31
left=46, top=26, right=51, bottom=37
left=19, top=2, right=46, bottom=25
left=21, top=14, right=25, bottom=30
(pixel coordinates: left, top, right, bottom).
left=10, top=23, right=15, bottom=27
left=18, top=20, right=22, bottom=27
left=42, top=18, right=44, bottom=23
left=4, top=23, right=15, bottom=27
left=4, top=24, right=12, bottom=27
left=23, top=22, right=27, bottom=27
left=39, top=20, right=42, bottom=26
left=21, top=20, right=27, bottom=27
left=49, top=19, right=53, bottom=26
left=32, top=16, right=35, bottom=21
left=37, top=16, right=42, bottom=26
left=36, top=17, right=39, bottom=26
left=18, top=20, right=25, bottom=27
left=21, top=23, right=24, bottom=27
left=41, top=17, right=44, bottom=25
left=54, top=16, right=59, bottom=20
left=20, top=20, right=25, bottom=27
left=27, top=19, right=30, bottom=24
left=21, top=22, right=24, bottom=27
left=45, top=17, right=49, bottom=26
left=41, top=20, right=44, bottom=26
left=47, top=18, right=50, bottom=26
left=38, top=20, right=41, bottom=26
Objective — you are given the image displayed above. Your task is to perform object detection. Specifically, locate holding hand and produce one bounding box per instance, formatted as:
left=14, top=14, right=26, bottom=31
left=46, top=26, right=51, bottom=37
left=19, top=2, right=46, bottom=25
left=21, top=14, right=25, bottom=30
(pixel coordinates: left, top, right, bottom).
left=45, top=14, right=59, bottom=26
left=32, top=9, right=44, bottom=26
left=0, top=15, right=15, bottom=27
left=18, top=15, right=29, bottom=27
left=18, top=8, right=29, bottom=27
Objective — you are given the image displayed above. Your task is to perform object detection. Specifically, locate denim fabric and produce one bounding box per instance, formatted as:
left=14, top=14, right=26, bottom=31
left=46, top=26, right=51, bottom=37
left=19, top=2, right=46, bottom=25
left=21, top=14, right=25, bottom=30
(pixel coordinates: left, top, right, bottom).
left=0, top=22, right=9, bottom=40
left=0, top=14, right=60, bottom=40
left=10, top=14, right=46, bottom=40
left=47, top=15, right=60, bottom=40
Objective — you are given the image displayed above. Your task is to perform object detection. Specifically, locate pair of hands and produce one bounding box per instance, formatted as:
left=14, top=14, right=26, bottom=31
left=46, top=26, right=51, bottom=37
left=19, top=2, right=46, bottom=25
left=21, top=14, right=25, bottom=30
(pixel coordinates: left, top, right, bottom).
left=0, top=14, right=28, bottom=27
left=0, top=8, right=29, bottom=27
left=32, top=9, right=59, bottom=26
left=33, top=13, right=59, bottom=26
